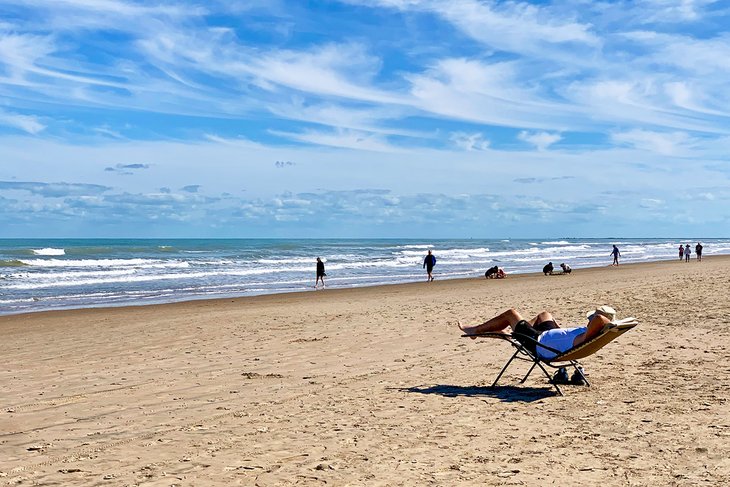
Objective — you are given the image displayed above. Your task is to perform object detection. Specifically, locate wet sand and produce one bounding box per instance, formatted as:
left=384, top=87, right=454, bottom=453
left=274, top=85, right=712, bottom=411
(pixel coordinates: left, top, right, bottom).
left=1, top=256, right=729, bottom=485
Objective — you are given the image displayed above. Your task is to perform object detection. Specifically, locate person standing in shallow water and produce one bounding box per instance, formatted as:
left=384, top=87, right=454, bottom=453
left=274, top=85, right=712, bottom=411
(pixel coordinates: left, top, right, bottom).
left=610, top=245, right=621, bottom=266
left=315, top=257, right=326, bottom=288
left=423, top=250, right=436, bottom=282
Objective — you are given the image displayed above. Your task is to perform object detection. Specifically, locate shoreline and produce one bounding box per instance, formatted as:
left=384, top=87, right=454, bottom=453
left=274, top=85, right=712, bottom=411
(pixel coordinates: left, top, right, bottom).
left=2, top=253, right=729, bottom=484
left=1, top=254, right=721, bottom=321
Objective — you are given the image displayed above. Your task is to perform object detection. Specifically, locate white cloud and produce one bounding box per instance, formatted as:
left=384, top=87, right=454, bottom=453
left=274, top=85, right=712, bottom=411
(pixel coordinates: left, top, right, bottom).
left=406, top=58, right=581, bottom=130
left=0, top=32, right=57, bottom=82
left=0, top=109, right=46, bottom=134
left=450, top=132, right=490, bottom=151
left=611, top=129, right=695, bottom=156
left=518, top=131, right=561, bottom=151
left=349, top=0, right=599, bottom=51
left=625, top=31, right=730, bottom=75
left=637, top=0, right=717, bottom=23
left=269, top=128, right=403, bottom=152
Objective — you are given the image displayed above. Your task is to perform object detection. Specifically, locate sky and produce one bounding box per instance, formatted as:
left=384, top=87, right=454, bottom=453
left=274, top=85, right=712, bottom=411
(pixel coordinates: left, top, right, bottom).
left=1, top=0, right=729, bottom=238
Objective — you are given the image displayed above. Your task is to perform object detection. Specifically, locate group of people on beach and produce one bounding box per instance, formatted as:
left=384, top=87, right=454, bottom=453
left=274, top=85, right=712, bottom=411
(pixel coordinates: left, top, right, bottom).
left=679, top=243, right=703, bottom=262
left=542, top=262, right=571, bottom=275
left=315, top=242, right=706, bottom=288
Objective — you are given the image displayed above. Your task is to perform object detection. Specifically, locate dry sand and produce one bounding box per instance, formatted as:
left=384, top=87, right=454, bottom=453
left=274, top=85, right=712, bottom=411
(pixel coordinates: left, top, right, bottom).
left=1, top=257, right=729, bottom=486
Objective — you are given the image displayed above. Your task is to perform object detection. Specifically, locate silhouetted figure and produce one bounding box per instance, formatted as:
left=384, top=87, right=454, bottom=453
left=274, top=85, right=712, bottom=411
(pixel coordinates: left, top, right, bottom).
left=610, top=245, right=621, bottom=266
left=315, top=257, right=326, bottom=288
left=423, top=250, right=436, bottom=282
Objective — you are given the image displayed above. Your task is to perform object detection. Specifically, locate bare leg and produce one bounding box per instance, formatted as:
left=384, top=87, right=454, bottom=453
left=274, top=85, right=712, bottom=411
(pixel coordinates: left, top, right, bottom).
left=528, top=311, right=555, bottom=326
left=458, top=308, right=524, bottom=338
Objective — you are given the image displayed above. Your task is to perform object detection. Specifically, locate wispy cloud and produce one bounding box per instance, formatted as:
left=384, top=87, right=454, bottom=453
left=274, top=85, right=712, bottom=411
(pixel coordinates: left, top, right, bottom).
left=0, top=180, right=110, bottom=197
left=0, top=109, right=46, bottom=134
left=611, top=129, right=697, bottom=156
left=269, top=128, right=404, bottom=152
left=450, top=132, right=490, bottom=151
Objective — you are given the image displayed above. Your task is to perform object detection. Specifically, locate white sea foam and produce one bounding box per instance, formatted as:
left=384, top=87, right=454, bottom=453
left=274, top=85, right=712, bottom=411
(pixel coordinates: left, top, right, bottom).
left=7, top=269, right=137, bottom=281
left=32, top=248, right=65, bottom=256
left=257, top=257, right=314, bottom=265
left=18, top=258, right=190, bottom=268
left=540, top=241, right=571, bottom=245
left=3, top=266, right=321, bottom=289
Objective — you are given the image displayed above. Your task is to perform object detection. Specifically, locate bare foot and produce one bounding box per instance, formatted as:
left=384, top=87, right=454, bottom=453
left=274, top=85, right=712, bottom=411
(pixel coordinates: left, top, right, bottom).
left=457, top=319, right=479, bottom=339
left=458, top=319, right=511, bottom=338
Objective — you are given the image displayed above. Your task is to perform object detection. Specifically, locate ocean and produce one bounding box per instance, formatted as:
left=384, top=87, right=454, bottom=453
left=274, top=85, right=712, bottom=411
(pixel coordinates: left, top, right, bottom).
left=1, top=238, right=726, bottom=316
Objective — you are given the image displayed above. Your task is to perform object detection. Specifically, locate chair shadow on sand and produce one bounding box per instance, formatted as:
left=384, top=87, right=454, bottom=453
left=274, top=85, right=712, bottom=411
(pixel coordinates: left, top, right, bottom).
left=397, top=384, right=556, bottom=402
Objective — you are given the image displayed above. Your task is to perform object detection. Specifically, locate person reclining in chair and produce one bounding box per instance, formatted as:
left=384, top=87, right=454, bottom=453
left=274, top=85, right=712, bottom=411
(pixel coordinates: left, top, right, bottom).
left=458, top=305, right=616, bottom=360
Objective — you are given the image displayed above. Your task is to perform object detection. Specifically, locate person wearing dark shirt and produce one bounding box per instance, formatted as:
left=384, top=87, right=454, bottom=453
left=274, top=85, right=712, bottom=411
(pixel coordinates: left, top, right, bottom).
left=610, top=245, right=621, bottom=266
left=423, top=250, right=436, bottom=282
left=695, top=242, right=703, bottom=262
left=315, top=257, right=326, bottom=288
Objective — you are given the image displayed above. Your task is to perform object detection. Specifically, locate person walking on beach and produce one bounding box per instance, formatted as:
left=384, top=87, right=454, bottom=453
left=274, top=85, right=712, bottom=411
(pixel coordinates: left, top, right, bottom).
left=678, top=244, right=684, bottom=261
left=315, top=257, right=326, bottom=288
left=696, top=242, right=703, bottom=261
left=423, top=250, right=437, bottom=282
left=610, top=245, right=621, bottom=266
left=684, top=244, right=691, bottom=262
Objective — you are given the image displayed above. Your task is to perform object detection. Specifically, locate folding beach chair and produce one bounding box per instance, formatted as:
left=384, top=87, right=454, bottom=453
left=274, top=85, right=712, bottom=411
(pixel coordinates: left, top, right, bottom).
left=462, top=318, right=638, bottom=396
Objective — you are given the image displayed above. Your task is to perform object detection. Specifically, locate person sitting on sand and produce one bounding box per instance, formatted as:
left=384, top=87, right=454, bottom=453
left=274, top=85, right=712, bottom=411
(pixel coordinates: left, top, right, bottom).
left=485, top=266, right=506, bottom=279
left=560, top=263, right=571, bottom=274
left=458, top=305, right=617, bottom=360
left=543, top=262, right=554, bottom=275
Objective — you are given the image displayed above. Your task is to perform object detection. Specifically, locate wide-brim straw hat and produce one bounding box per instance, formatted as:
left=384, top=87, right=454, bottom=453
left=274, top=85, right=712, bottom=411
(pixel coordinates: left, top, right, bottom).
left=586, top=305, right=616, bottom=321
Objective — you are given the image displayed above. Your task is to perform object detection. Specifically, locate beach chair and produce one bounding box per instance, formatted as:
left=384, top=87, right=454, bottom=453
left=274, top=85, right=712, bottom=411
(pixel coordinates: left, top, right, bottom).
left=462, top=318, right=638, bottom=395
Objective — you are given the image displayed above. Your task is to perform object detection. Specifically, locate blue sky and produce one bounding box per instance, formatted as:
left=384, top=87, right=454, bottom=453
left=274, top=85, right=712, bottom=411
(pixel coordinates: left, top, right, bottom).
left=1, top=0, right=729, bottom=238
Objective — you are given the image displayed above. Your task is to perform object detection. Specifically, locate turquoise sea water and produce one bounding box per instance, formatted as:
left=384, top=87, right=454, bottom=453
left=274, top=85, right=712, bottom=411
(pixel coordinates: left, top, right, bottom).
left=0, top=238, right=726, bottom=315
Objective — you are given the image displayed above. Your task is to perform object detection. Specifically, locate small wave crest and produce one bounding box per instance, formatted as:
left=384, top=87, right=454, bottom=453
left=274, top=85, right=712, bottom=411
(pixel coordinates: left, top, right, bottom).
left=16, top=258, right=192, bottom=270
left=0, top=259, right=28, bottom=267
left=32, top=248, right=66, bottom=256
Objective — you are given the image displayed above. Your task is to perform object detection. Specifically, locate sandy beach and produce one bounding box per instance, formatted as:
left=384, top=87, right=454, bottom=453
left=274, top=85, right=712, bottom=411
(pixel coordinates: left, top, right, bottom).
left=1, top=257, right=729, bottom=486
